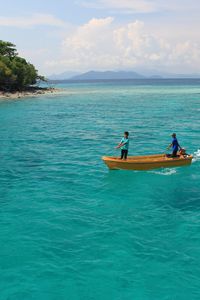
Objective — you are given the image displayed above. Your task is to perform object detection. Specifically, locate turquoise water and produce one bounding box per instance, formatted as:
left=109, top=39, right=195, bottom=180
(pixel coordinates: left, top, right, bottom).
left=0, top=80, right=200, bottom=300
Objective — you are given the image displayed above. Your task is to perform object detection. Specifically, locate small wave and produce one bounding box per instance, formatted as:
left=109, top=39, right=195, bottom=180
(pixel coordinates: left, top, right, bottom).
left=150, top=168, right=177, bottom=176
left=193, top=149, right=200, bottom=163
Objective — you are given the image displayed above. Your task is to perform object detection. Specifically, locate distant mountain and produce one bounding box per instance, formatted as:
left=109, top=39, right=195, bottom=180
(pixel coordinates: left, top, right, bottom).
left=133, top=68, right=200, bottom=79
left=48, top=71, right=80, bottom=80
left=70, top=70, right=145, bottom=80
left=156, top=72, right=200, bottom=79
left=149, top=75, right=163, bottom=79
left=48, top=70, right=200, bottom=81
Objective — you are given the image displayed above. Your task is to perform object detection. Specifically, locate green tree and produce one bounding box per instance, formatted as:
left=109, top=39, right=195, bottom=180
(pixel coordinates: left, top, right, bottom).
left=0, top=40, right=17, bottom=57
left=0, top=39, right=45, bottom=91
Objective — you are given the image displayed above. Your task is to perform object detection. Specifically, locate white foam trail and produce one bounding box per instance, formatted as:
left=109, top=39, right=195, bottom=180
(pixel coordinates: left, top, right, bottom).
left=150, top=168, right=177, bottom=176
left=193, top=149, right=200, bottom=163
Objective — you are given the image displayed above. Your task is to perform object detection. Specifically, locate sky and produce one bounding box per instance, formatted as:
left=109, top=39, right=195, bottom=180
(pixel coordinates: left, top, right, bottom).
left=0, top=0, right=199, bottom=76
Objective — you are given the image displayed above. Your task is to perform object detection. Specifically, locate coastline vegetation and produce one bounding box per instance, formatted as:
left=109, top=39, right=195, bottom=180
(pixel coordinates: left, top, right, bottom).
left=0, top=40, right=46, bottom=92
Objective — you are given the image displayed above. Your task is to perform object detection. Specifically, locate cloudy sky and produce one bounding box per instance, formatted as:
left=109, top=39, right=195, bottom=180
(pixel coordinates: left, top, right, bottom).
left=0, top=0, right=199, bottom=75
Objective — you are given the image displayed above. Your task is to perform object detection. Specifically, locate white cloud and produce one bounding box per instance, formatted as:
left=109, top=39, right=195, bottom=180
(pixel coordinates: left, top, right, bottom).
left=46, top=17, right=200, bottom=73
left=0, top=14, right=67, bottom=28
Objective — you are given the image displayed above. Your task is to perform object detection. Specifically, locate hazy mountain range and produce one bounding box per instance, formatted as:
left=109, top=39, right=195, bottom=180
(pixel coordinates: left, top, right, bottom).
left=48, top=70, right=200, bottom=81
left=48, top=71, right=80, bottom=80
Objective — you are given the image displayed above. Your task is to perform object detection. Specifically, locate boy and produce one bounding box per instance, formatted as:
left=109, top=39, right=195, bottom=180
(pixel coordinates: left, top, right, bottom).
left=167, top=133, right=181, bottom=157
left=116, top=131, right=129, bottom=159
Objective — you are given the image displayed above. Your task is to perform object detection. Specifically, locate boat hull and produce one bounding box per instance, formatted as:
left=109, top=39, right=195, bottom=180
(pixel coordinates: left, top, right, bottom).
left=102, top=154, right=193, bottom=171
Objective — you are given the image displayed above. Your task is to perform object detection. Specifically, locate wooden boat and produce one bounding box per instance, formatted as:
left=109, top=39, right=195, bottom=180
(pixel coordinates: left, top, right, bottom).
left=102, top=154, right=193, bottom=171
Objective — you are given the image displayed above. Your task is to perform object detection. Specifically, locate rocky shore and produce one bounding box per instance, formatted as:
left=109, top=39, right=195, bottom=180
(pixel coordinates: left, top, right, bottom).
left=0, top=87, right=60, bottom=100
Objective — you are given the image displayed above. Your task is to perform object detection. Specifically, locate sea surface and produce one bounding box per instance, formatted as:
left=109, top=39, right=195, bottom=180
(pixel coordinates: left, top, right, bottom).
left=0, top=79, right=200, bottom=300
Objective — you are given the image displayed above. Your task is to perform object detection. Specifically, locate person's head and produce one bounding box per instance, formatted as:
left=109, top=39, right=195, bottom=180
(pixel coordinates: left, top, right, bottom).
left=180, top=148, right=186, bottom=155
left=124, top=131, right=129, bottom=138
left=172, top=133, right=176, bottom=138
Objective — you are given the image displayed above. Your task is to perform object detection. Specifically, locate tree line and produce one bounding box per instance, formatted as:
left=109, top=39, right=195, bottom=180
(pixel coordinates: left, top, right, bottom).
left=0, top=40, right=45, bottom=91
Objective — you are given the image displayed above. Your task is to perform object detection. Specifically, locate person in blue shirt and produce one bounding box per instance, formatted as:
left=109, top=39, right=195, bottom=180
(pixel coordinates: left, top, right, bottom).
left=116, top=131, right=129, bottom=159
left=167, top=133, right=181, bottom=157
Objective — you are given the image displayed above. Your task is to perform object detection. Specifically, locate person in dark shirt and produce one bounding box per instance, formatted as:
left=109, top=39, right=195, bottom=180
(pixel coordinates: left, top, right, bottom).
left=167, top=133, right=181, bottom=157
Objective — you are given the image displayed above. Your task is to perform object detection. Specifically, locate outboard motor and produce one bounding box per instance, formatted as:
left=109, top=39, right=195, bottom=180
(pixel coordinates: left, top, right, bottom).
left=179, top=148, right=187, bottom=156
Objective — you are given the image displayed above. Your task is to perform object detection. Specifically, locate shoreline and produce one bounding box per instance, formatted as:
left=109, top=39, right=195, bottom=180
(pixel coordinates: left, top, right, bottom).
left=0, top=87, right=61, bottom=100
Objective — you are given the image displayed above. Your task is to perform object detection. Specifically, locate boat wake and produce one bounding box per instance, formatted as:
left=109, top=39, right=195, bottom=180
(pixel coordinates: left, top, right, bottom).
left=150, top=168, right=177, bottom=176
left=193, top=149, right=200, bottom=163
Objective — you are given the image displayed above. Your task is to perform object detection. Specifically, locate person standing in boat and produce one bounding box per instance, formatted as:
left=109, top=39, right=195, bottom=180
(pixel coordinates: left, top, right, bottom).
left=167, top=133, right=181, bottom=157
left=115, top=131, right=129, bottom=159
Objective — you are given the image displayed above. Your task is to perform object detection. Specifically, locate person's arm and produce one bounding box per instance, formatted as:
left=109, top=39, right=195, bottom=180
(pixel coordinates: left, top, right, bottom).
left=166, top=143, right=172, bottom=150
left=115, top=142, right=126, bottom=149
left=115, top=138, right=128, bottom=149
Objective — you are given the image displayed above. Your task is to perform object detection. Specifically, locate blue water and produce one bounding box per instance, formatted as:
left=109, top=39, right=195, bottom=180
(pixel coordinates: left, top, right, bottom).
left=0, top=80, right=200, bottom=300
